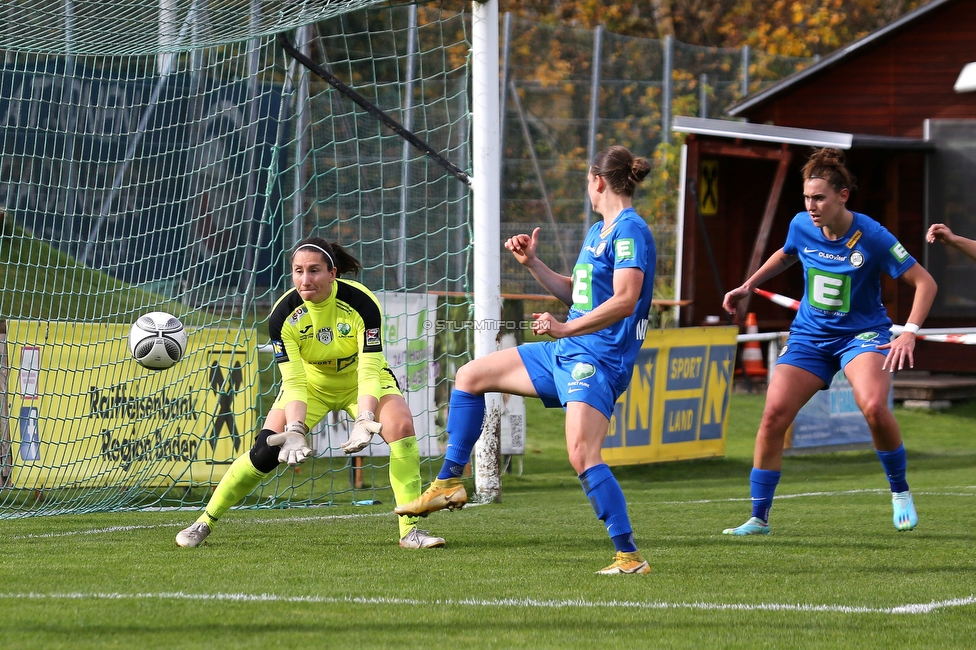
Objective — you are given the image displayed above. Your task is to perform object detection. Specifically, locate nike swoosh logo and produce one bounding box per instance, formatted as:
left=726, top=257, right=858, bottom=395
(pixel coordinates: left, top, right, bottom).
left=803, top=247, right=817, bottom=253
left=568, top=388, right=583, bottom=394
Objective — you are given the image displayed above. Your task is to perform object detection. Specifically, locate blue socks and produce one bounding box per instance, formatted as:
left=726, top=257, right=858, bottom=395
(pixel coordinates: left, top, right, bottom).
left=876, top=444, right=910, bottom=493
left=580, top=464, right=637, bottom=553
left=750, top=467, right=781, bottom=522
left=437, top=389, right=486, bottom=480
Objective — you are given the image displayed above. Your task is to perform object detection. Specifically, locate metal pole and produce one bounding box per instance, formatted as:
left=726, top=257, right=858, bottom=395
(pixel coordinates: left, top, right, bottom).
left=674, top=143, right=687, bottom=325
left=397, top=4, right=419, bottom=290
left=699, top=73, right=708, bottom=118
left=499, top=12, right=511, bottom=159
left=583, top=24, right=602, bottom=232
left=237, top=0, right=263, bottom=315
left=741, top=44, right=750, bottom=97
left=293, top=24, right=311, bottom=249
left=471, top=0, right=502, bottom=503
left=661, top=34, right=673, bottom=145
left=64, top=0, right=79, bottom=248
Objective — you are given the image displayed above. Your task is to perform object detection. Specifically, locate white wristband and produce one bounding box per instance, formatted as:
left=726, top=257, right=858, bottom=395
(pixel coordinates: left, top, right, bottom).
left=902, top=323, right=920, bottom=335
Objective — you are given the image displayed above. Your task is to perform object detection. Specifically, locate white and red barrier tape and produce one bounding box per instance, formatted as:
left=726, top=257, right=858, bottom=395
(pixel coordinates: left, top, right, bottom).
left=751, top=288, right=976, bottom=344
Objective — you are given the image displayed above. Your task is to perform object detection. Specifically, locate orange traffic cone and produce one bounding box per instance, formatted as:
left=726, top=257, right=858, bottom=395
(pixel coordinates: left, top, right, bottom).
left=741, top=312, right=767, bottom=378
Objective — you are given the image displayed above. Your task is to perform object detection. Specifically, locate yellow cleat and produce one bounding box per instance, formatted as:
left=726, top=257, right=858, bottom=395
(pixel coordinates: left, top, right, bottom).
left=596, top=551, right=651, bottom=575
left=394, top=478, right=467, bottom=517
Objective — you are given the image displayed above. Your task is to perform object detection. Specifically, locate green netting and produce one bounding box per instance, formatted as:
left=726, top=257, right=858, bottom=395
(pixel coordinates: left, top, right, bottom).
left=0, top=1, right=472, bottom=517
left=0, top=0, right=401, bottom=56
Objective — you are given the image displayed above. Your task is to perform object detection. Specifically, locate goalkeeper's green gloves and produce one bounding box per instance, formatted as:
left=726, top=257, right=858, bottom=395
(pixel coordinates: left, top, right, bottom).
left=340, top=410, right=383, bottom=454
left=267, top=421, right=311, bottom=467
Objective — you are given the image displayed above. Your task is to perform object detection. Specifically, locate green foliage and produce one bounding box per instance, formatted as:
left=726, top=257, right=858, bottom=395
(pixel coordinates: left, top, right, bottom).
left=1, top=393, right=974, bottom=648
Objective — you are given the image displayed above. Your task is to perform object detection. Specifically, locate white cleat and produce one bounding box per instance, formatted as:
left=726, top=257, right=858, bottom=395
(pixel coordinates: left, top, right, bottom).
left=399, top=527, right=446, bottom=549
left=176, top=522, right=211, bottom=548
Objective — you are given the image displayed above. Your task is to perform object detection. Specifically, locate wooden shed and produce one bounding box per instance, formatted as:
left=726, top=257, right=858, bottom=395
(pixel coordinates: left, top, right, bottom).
left=672, top=0, right=976, bottom=373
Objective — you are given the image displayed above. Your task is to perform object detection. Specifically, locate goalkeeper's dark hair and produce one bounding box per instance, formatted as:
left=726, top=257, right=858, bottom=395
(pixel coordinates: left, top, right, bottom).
left=590, top=145, right=650, bottom=197
left=292, top=236, right=362, bottom=277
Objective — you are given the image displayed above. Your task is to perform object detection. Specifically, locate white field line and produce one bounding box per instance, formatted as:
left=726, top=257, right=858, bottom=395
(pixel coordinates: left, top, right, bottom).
left=0, top=591, right=972, bottom=615
left=9, top=511, right=391, bottom=540
left=11, top=488, right=972, bottom=539
left=658, top=487, right=976, bottom=505
left=10, top=502, right=488, bottom=540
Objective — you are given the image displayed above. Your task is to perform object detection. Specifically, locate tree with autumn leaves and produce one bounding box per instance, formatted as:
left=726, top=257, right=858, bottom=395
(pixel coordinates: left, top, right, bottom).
left=495, top=0, right=930, bottom=56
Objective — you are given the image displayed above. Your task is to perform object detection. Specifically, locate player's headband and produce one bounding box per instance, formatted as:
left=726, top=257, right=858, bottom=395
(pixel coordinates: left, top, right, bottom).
left=295, top=244, right=335, bottom=269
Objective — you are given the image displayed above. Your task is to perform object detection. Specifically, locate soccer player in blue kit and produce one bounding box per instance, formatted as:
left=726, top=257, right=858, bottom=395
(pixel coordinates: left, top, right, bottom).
left=395, top=145, right=657, bottom=574
left=722, top=148, right=937, bottom=536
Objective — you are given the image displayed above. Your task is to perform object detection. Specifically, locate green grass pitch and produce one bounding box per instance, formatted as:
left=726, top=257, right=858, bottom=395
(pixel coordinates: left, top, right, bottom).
left=1, top=393, right=974, bottom=649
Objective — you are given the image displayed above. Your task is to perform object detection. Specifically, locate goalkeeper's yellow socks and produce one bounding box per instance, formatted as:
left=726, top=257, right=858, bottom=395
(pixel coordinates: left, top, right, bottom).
left=389, top=436, right=422, bottom=538
left=196, top=454, right=267, bottom=528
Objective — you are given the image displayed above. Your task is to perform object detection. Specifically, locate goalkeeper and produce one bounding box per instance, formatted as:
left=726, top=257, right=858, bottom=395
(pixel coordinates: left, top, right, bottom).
left=176, top=237, right=445, bottom=550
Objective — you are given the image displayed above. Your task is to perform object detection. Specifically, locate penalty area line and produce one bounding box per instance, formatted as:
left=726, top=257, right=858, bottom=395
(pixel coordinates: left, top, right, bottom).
left=0, top=591, right=973, bottom=615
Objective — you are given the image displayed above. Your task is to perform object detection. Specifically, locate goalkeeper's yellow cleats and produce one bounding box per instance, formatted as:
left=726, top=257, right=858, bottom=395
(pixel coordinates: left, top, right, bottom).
left=393, top=478, right=467, bottom=517
left=596, top=551, right=651, bottom=575
left=175, top=522, right=211, bottom=548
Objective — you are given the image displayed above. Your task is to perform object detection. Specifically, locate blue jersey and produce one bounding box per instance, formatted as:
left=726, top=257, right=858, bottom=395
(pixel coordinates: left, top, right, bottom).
left=783, top=211, right=915, bottom=336
left=556, top=208, right=656, bottom=388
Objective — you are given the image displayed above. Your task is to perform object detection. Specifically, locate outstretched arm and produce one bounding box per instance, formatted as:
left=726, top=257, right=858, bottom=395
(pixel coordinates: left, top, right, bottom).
left=927, top=223, right=976, bottom=261
left=723, top=249, right=798, bottom=317
left=878, top=262, right=938, bottom=372
left=506, top=227, right=574, bottom=306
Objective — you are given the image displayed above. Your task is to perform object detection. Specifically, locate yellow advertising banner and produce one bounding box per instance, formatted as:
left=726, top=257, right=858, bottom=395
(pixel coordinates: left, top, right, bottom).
left=603, top=326, right=737, bottom=466
left=5, top=320, right=258, bottom=488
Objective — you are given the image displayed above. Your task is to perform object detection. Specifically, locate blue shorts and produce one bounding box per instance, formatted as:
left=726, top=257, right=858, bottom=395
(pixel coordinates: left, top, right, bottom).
left=777, top=329, right=892, bottom=388
left=517, top=341, right=622, bottom=419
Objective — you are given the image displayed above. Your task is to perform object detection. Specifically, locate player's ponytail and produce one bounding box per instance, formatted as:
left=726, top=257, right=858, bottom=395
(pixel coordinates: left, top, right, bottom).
left=328, top=242, right=362, bottom=277
left=590, top=145, right=649, bottom=197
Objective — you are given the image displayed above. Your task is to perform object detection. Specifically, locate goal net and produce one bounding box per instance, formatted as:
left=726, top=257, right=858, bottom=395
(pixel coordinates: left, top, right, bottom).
left=0, top=0, right=472, bottom=516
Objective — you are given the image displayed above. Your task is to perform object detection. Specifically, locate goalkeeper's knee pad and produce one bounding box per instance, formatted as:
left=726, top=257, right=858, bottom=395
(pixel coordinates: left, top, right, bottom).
left=249, top=429, right=281, bottom=473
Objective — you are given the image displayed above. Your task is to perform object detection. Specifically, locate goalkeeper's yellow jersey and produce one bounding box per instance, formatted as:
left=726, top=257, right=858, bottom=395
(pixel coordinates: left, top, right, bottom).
left=268, top=279, right=388, bottom=406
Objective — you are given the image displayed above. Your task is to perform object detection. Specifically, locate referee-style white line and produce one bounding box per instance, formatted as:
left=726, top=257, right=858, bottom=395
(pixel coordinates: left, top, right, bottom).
left=0, top=591, right=972, bottom=615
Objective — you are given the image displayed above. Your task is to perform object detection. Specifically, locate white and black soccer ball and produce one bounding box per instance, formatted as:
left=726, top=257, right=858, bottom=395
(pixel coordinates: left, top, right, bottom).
left=128, top=311, right=187, bottom=370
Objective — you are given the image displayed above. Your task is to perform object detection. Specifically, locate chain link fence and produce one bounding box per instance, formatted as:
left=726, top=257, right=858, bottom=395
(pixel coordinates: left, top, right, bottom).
left=499, top=14, right=815, bottom=298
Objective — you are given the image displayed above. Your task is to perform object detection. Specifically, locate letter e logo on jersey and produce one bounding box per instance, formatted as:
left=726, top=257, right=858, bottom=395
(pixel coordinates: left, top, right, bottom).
left=615, top=238, right=635, bottom=260
left=571, top=362, right=596, bottom=381
left=890, top=242, right=910, bottom=263
left=808, top=268, right=851, bottom=313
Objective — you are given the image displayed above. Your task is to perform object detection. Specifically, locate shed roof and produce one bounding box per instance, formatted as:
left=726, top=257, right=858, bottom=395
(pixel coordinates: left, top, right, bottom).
left=728, top=0, right=958, bottom=117
left=672, top=116, right=934, bottom=151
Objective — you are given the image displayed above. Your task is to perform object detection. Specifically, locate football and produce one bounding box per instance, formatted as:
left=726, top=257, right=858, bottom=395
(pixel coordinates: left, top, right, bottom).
left=128, top=311, right=187, bottom=370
